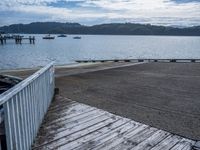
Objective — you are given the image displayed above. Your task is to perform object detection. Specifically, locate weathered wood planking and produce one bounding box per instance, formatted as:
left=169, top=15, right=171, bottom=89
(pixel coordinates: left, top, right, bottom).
left=32, top=95, right=196, bottom=150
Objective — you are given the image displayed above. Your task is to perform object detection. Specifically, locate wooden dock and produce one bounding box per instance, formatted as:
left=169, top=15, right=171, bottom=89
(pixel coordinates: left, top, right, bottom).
left=32, top=95, right=197, bottom=150
left=0, top=35, right=35, bottom=44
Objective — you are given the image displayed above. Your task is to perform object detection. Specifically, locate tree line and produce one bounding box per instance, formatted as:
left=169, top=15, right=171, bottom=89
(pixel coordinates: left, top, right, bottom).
left=0, top=22, right=200, bottom=36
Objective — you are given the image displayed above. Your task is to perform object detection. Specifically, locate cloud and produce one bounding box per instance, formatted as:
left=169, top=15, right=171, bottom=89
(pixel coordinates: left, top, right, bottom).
left=0, top=0, right=200, bottom=26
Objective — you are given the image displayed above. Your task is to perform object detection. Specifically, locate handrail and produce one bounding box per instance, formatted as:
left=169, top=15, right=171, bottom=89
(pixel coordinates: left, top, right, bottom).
left=0, top=62, right=54, bottom=105
left=0, top=62, right=55, bottom=150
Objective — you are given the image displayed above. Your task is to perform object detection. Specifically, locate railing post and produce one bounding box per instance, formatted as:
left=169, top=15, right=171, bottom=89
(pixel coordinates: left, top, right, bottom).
left=3, top=102, right=13, bottom=150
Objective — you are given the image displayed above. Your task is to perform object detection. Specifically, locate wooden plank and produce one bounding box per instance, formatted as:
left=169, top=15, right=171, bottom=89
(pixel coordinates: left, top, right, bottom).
left=92, top=124, right=148, bottom=150
left=74, top=121, right=141, bottom=150
left=98, top=126, right=158, bottom=150
left=192, top=141, right=200, bottom=150
left=170, top=138, right=195, bottom=150
left=39, top=110, right=106, bottom=138
left=33, top=114, right=112, bottom=149
left=58, top=118, right=129, bottom=150
left=33, top=111, right=107, bottom=146
left=52, top=118, right=120, bottom=149
left=129, top=130, right=170, bottom=150
left=46, top=103, right=89, bottom=117
left=34, top=117, right=118, bottom=149
left=52, top=118, right=120, bottom=150
left=45, top=109, right=103, bottom=130
left=43, top=105, right=94, bottom=125
left=150, top=135, right=183, bottom=150
left=42, top=105, right=95, bottom=126
left=60, top=119, right=134, bottom=150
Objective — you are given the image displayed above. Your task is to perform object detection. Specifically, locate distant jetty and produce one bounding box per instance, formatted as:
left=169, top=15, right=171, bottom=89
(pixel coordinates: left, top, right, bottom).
left=0, top=34, right=35, bottom=44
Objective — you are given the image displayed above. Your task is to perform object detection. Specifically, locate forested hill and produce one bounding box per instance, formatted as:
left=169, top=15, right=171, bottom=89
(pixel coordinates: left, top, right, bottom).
left=0, top=22, right=200, bottom=36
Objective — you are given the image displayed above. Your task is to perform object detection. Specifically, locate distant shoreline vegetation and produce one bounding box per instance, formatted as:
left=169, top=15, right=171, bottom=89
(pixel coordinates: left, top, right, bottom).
left=0, top=22, right=200, bottom=36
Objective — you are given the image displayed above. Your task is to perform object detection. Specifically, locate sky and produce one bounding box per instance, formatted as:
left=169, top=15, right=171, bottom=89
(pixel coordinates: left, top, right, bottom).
left=0, top=0, right=200, bottom=26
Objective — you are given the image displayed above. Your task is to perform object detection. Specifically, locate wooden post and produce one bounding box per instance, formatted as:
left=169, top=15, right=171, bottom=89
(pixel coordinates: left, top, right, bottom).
left=0, top=38, right=3, bottom=45
left=33, top=36, right=35, bottom=44
left=3, top=38, right=6, bottom=44
left=15, top=37, right=17, bottom=44
left=19, top=36, right=22, bottom=44
left=29, top=36, right=32, bottom=44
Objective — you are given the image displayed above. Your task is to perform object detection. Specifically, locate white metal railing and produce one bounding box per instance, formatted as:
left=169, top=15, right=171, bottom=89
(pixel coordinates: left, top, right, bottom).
left=0, top=62, right=55, bottom=150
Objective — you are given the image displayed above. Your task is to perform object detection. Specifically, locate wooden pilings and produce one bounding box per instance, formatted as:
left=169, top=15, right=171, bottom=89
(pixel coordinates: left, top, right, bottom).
left=29, top=36, right=35, bottom=44
left=0, top=36, right=6, bottom=45
left=15, top=36, right=35, bottom=44
left=15, top=36, right=22, bottom=44
left=0, top=36, right=35, bottom=45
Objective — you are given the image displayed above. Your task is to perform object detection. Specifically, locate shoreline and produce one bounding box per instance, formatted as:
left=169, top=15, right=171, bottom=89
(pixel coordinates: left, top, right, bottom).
left=0, top=61, right=142, bottom=79
left=1, top=58, right=200, bottom=73
left=2, top=33, right=200, bottom=37
left=0, top=62, right=101, bottom=73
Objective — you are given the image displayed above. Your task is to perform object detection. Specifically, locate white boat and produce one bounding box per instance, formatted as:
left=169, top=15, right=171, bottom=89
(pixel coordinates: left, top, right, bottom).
left=43, top=34, right=55, bottom=39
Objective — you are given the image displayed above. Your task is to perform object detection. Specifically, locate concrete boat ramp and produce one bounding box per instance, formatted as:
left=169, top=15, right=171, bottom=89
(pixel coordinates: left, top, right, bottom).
left=1, top=61, right=200, bottom=149
left=32, top=95, right=195, bottom=150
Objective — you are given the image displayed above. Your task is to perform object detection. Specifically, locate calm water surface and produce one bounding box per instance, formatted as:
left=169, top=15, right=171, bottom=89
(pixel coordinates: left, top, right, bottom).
left=0, top=34, right=200, bottom=70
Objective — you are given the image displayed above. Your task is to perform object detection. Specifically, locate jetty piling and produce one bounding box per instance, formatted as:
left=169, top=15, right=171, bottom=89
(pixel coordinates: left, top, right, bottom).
left=0, top=36, right=5, bottom=45
left=15, top=36, right=22, bottom=44
left=0, top=35, right=35, bottom=45
left=29, top=36, right=35, bottom=44
left=0, top=38, right=3, bottom=45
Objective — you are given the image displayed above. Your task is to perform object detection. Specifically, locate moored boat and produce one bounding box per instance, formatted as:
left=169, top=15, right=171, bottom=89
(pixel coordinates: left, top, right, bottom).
left=43, top=34, right=55, bottom=39
left=73, top=36, right=81, bottom=39
left=58, top=34, right=67, bottom=37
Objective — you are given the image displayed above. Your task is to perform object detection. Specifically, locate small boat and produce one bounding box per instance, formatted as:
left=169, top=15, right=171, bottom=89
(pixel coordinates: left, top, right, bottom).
left=43, top=34, right=55, bottom=39
left=73, top=36, right=81, bottom=39
left=58, top=34, right=67, bottom=37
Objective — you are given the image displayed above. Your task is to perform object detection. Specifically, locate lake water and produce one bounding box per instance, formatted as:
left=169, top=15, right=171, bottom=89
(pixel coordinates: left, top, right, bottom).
left=0, top=34, right=200, bottom=70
